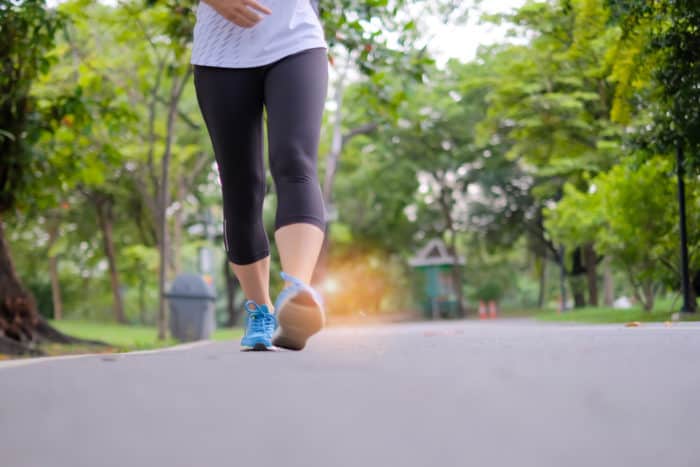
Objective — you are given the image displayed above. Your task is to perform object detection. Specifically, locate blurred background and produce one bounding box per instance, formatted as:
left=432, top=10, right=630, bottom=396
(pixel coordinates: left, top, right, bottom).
left=2, top=0, right=699, bottom=354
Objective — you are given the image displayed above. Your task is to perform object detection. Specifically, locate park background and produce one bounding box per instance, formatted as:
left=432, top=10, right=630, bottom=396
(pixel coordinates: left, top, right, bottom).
left=1, top=0, right=699, bottom=355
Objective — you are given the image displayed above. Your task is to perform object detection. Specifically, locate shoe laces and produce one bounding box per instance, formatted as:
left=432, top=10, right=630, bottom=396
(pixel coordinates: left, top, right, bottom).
left=244, top=300, right=276, bottom=334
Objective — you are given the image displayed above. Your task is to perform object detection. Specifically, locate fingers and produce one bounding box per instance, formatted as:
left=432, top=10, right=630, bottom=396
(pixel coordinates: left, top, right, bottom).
left=232, top=7, right=259, bottom=27
left=230, top=1, right=270, bottom=28
left=245, top=0, right=272, bottom=15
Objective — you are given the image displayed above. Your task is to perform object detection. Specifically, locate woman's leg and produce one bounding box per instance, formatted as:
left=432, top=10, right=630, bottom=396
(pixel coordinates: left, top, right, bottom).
left=230, top=257, right=273, bottom=310
left=264, top=48, right=329, bottom=291
left=274, top=224, right=324, bottom=287
left=194, top=65, right=273, bottom=309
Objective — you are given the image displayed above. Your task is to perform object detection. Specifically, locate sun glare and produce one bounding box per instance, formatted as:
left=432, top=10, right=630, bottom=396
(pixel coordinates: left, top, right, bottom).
left=320, top=248, right=407, bottom=316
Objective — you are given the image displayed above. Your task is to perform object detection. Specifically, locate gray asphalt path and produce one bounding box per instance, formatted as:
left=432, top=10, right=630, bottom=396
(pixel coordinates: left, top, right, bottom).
left=2, top=320, right=700, bottom=467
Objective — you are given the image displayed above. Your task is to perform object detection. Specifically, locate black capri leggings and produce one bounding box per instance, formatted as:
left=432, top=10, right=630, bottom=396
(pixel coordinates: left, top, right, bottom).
left=194, top=47, right=328, bottom=265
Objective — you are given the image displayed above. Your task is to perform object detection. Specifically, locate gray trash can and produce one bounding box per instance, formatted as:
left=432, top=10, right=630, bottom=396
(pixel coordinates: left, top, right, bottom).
left=165, top=274, right=216, bottom=342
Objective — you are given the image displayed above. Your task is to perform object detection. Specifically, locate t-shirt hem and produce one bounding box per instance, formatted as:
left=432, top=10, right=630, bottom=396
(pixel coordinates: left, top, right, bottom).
left=190, top=42, right=328, bottom=69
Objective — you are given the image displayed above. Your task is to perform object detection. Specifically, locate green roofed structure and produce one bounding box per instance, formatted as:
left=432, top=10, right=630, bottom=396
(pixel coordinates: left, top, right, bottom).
left=409, top=238, right=465, bottom=319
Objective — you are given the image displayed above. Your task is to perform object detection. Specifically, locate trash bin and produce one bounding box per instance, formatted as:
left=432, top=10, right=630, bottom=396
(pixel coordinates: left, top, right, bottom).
left=165, top=274, right=216, bottom=342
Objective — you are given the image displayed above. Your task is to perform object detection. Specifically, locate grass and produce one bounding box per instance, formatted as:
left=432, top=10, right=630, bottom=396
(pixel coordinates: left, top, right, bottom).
left=46, top=320, right=242, bottom=355
left=492, top=308, right=541, bottom=318
left=535, top=306, right=700, bottom=324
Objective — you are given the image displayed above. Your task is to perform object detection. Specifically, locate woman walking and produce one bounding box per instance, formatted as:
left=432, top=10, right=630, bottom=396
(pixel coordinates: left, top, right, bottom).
left=191, top=0, right=327, bottom=350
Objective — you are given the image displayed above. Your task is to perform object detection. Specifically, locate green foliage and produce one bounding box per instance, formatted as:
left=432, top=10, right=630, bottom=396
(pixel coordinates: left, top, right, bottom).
left=547, top=156, right=700, bottom=309
left=595, top=158, right=677, bottom=274
left=474, top=282, right=503, bottom=302
left=480, top=0, right=622, bottom=181
left=536, top=305, right=700, bottom=323
left=5, top=0, right=700, bottom=323
left=0, top=0, right=66, bottom=212
left=544, top=183, right=604, bottom=250
left=607, top=0, right=700, bottom=168
left=467, top=0, right=629, bottom=296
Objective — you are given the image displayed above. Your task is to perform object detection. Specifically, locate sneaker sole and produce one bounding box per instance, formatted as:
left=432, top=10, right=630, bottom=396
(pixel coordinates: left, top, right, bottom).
left=272, top=295, right=324, bottom=351
left=240, top=342, right=273, bottom=351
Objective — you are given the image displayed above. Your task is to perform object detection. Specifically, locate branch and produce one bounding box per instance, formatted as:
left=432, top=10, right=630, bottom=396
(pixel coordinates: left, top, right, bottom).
left=659, top=256, right=680, bottom=275
left=623, top=262, right=645, bottom=307
left=341, top=122, right=379, bottom=148
left=183, top=153, right=211, bottom=193
left=162, top=66, right=193, bottom=162
left=515, top=214, right=560, bottom=260
left=133, top=170, right=160, bottom=244
left=158, top=65, right=193, bottom=222
left=155, top=94, right=201, bottom=130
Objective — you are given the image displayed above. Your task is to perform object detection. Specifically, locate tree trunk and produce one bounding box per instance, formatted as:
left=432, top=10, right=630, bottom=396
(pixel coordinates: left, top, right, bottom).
left=453, top=262, right=465, bottom=317
left=157, top=144, right=172, bottom=339
left=314, top=72, right=345, bottom=285
left=448, top=234, right=464, bottom=317
left=559, top=245, right=568, bottom=311
left=584, top=243, right=599, bottom=307
left=96, top=198, right=127, bottom=324
left=322, top=76, right=344, bottom=206
left=139, top=278, right=148, bottom=325
left=537, top=257, right=547, bottom=309
left=0, top=215, right=106, bottom=355
left=171, top=175, right=185, bottom=277
left=157, top=67, right=192, bottom=340
left=570, top=247, right=587, bottom=308
left=47, top=222, right=63, bottom=320
left=642, top=281, right=655, bottom=311
left=435, top=181, right=464, bottom=318
left=0, top=215, right=39, bottom=350
left=223, top=258, right=240, bottom=326
left=603, top=256, right=614, bottom=306
left=312, top=68, right=378, bottom=287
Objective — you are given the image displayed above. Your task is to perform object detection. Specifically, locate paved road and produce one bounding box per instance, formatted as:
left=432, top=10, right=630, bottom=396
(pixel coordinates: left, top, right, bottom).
left=2, top=320, right=700, bottom=467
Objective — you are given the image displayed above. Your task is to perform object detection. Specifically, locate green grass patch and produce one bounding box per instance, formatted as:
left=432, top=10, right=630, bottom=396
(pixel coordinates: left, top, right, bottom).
left=50, top=320, right=242, bottom=354
left=536, top=306, right=700, bottom=324
left=492, top=308, right=541, bottom=318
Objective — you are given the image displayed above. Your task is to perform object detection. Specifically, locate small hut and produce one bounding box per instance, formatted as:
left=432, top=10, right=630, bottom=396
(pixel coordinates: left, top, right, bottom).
left=409, top=238, right=465, bottom=319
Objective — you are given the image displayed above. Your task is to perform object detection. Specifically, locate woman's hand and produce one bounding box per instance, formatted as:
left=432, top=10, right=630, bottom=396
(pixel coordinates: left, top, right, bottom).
left=203, top=0, right=272, bottom=28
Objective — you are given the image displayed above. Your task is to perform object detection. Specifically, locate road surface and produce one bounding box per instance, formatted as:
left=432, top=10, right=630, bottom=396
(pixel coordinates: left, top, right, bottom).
left=2, top=320, right=699, bottom=467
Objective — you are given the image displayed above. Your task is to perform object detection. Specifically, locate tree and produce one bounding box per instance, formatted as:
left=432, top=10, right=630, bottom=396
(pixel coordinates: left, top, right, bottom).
left=607, top=0, right=700, bottom=168
left=478, top=0, right=625, bottom=307
left=57, top=0, right=206, bottom=335
left=546, top=156, right=700, bottom=310
left=0, top=0, right=106, bottom=354
left=311, top=0, right=456, bottom=284
left=365, top=59, right=507, bottom=316
left=607, top=0, right=700, bottom=312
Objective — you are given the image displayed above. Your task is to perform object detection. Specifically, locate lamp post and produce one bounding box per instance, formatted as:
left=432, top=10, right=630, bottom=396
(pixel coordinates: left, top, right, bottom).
left=676, top=140, right=694, bottom=313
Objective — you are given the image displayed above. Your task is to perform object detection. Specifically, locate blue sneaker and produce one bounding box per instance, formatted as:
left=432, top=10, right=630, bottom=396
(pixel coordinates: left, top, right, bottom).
left=272, top=271, right=325, bottom=351
left=240, top=299, right=276, bottom=350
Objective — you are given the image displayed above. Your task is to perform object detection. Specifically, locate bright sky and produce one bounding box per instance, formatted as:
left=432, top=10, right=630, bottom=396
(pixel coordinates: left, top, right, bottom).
left=427, top=0, right=527, bottom=65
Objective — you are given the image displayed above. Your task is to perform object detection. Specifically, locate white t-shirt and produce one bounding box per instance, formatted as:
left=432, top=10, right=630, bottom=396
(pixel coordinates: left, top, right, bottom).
left=190, top=0, right=327, bottom=68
